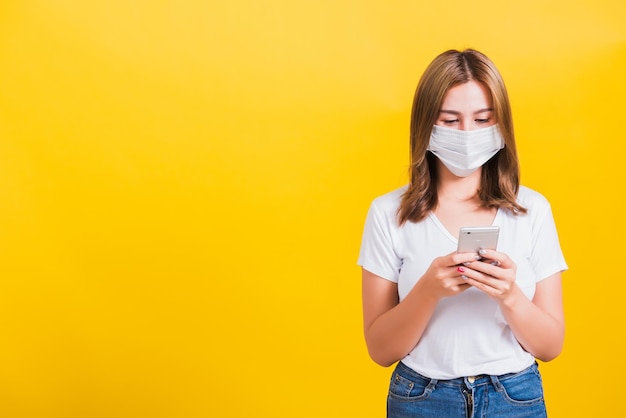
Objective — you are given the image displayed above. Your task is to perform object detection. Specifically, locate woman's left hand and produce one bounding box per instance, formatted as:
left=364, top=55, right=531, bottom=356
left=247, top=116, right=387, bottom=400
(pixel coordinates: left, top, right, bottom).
left=456, top=248, right=519, bottom=303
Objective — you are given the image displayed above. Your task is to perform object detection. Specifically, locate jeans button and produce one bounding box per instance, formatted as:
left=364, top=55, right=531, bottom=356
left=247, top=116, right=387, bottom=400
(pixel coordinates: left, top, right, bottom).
left=468, top=376, right=475, bottom=383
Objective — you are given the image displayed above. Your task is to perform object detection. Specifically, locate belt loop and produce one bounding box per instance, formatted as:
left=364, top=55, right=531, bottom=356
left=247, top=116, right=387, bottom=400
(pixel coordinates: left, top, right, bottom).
left=490, top=374, right=503, bottom=392
left=426, top=379, right=438, bottom=393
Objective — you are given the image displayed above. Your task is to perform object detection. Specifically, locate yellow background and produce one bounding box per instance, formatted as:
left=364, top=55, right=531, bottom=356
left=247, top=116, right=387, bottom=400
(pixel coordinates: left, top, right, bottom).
left=0, top=1, right=624, bottom=417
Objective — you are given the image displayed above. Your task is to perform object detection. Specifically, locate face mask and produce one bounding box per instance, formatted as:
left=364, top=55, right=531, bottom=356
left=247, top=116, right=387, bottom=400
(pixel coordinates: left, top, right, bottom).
left=427, top=124, right=505, bottom=177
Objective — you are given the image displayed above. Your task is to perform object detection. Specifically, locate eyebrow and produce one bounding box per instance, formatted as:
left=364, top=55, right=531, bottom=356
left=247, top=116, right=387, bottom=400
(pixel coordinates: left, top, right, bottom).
left=439, top=108, right=494, bottom=115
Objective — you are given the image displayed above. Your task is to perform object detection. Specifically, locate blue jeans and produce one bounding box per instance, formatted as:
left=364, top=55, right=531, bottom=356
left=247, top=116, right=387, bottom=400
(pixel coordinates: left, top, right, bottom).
left=387, top=361, right=547, bottom=417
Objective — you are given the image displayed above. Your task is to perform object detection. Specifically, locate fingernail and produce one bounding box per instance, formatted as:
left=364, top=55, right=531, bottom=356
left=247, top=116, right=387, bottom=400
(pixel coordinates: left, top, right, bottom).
left=490, top=260, right=500, bottom=266
left=463, top=262, right=471, bottom=267
left=457, top=266, right=465, bottom=273
left=479, top=249, right=487, bottom=255
left=473, top=255, right=481, bottom=260
left=461, top=275, right=468, bottom=280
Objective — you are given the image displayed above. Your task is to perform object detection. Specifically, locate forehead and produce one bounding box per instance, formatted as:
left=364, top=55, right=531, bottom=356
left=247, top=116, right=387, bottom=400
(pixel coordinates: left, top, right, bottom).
left=440, top=81, right=492, bottom=110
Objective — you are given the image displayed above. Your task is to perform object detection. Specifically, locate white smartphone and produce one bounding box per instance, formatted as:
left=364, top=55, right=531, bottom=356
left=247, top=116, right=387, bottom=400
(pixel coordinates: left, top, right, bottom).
left=457, top=226, right=500, bottom=253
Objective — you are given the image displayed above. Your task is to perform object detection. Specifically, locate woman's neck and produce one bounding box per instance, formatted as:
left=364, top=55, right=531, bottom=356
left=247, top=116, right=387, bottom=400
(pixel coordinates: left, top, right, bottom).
left=436, top=165, right=482, bottom=203
left=433, top=162, right=496, bottom=234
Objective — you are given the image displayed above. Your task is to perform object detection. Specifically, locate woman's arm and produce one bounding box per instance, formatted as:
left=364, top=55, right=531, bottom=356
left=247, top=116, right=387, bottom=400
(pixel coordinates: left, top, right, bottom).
left=362, top=252, right=478, bottom=367
left=461, top=250, right=565, bottom=361
left=499, top=273, right=564, bottom=361
left=362, top=270, right=437, bottom=367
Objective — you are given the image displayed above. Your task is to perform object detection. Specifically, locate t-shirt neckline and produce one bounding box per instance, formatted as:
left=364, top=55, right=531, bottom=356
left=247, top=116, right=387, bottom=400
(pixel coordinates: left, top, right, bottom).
left=428, top=210, right=501, bottom=244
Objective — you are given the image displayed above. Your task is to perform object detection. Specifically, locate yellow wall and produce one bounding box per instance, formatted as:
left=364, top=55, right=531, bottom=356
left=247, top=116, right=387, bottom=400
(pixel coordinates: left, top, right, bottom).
left=0, top=1, right=624, bottom=416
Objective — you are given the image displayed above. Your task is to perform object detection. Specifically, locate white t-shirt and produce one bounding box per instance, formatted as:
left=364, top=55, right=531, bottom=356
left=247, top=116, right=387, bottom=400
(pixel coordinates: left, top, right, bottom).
left=358, top=185, right=568, bottom=379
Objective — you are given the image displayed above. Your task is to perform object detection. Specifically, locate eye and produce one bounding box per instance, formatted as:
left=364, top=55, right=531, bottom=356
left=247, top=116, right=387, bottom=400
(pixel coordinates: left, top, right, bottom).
left=475, top=118, right=490, bottom=124
left=442, top=119, right=459, bottom=125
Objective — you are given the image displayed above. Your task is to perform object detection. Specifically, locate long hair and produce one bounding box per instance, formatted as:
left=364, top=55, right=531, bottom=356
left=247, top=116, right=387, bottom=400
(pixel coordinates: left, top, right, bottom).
left=397, top=49, right=527, bottom=225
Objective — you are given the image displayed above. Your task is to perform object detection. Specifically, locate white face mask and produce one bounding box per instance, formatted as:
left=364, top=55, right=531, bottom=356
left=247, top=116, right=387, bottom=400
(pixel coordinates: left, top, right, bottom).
left=427, top=124, right=505, bottom=177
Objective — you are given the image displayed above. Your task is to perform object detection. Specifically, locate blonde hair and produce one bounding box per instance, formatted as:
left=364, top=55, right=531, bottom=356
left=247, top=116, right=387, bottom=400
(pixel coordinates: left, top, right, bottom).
left=398, top=49, right=526, bottom=225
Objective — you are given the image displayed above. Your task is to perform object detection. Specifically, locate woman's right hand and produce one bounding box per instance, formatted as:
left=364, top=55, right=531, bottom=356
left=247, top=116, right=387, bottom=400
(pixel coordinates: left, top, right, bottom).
left=416, top=251, right=481, bottom=300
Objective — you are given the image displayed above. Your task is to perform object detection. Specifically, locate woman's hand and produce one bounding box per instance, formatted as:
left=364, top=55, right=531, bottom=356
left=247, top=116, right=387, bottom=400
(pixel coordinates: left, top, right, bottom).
left=418, top=251, right=483, bottom=300
left=456, top=248, right=520, bottom=303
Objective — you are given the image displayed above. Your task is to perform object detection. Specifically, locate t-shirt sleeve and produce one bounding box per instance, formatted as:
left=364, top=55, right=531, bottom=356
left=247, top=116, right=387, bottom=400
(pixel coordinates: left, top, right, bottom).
left=530, top=202, right=568, bottom=282
left=357, top=199, right=402, bottom=283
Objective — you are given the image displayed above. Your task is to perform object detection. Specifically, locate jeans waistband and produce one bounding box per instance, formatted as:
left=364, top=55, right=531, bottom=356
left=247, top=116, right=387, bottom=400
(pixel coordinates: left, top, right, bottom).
left=396, top=361, right=538, bottom=389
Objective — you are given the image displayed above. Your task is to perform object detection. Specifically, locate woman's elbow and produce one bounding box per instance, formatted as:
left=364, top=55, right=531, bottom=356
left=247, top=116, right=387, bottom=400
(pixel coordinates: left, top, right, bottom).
left=534, top=348, right=563, bottom=363
left=369, top=354, right=396, bottom=368
left=532, top=340, right=564, bottom=363
left=366, top=344, right=403, bottom=367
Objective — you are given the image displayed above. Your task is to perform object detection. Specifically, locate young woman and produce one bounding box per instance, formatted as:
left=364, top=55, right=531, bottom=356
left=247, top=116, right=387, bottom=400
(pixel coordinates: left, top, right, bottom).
left=358, top=49, right=567, bottom=417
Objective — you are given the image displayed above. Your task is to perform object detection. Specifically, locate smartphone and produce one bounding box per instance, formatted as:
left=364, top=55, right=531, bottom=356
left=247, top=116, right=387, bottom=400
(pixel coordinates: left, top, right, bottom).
left=457, top=226, right=500, bottom=254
